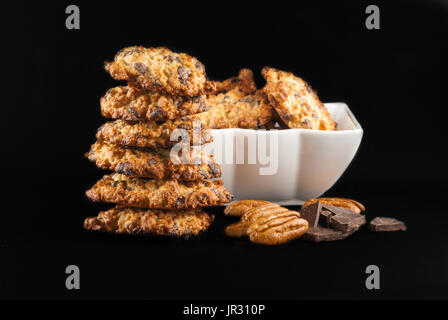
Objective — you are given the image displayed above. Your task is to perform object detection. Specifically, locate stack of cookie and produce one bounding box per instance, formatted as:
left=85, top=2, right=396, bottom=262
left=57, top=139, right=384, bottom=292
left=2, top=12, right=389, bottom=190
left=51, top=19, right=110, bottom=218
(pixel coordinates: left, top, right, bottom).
left=84, top=46, right=233, bottom=238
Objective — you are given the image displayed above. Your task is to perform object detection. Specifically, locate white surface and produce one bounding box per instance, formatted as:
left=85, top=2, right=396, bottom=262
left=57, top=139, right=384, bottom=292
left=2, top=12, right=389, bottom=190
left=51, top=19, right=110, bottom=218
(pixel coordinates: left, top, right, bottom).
left=206, top=102, right=363, bottom=204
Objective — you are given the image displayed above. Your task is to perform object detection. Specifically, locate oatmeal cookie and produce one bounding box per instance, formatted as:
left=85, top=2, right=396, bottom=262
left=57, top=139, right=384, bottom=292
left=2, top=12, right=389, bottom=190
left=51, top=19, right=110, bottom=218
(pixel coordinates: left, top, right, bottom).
left=212, top=68, right=257, bottom=95
left=189, top=89, right=274, bottom=129
left=86, top=173, right=233, bottom=209
left=84, top=206, right=214, bottom=237
left=100, top=85, right=209, bottom=122
left=86, top=141, right=221, bottom=181
left=105, top=46, right=214, bottom=96
left=96, top=118, right=212, bottom=149
left=262, top=67, right=336, bottom=130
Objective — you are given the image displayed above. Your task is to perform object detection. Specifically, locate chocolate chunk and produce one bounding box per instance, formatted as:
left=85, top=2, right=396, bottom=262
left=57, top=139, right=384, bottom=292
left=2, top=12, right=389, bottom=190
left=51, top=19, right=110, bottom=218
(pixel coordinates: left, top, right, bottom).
left=322, top=204, right=356, bottom=216
left=369, top=217, right=407, bottom=232
left=303, top=226, right=358, bottom=243
left=329, top=212, right=366, bottom=233
left=319, top=210, right=334, bottom=226
left=300, top=201, right=321, bottom=228
left=178, top=66, right=191, bottom=85
left=134, top=62, right=147, bottom=75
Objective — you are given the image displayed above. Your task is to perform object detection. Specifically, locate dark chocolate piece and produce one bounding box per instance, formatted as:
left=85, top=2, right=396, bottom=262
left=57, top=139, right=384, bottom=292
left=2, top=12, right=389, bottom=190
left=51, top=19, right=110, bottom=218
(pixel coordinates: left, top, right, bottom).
left=303, top=226, right=358, bottom=243
left=319, top=210, right=334, bottom=226
left=322, top=204, right=356, bottom=216
left=369, top=217, right=406, bottom=232
left=300, top=201, right=322, bottom=227
left=329, top=212, right=366, bottom=232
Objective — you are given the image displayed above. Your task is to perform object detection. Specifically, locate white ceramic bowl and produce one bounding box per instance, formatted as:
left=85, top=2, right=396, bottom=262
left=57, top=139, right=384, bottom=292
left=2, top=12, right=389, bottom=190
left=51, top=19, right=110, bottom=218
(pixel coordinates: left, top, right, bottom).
left=205, top=102, right=363, bottom=205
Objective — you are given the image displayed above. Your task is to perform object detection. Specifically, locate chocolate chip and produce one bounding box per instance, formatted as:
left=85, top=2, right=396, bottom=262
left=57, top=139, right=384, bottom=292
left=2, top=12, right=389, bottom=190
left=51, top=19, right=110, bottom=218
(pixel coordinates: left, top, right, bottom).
left=176, top=196, right=186, bottom=207
left=199, top=170, right=210, bottom=179
left=230, top=78, right=241, bottom=83
left=177, top=66, right=191, bottom=85
left=195, top=62, right=205, bottom=73
left=126, top=106, right=140, bottom=120
left=301, top=119, right=311, bottom=128
left=148, top=106, right=164, bottom=120
left=134, top=62, right=147, bottom=74
left=208, top=163, right=220, bottom=176
left=305, top=84, right=313, bottom=94
left=240, top=97, right=255, bottom=104
left=191, top=96, right=203, bottom=103
left=164, top=55, right=180, bottom=63
left=198, top=102, right=208, bottom=112
left=177, top=99, right=185, bottom=108
left=123, top=48, right=143, bottom=57
left=282, top=113, right=292, bottom=121
left=116, top=162, right=134, bottom=176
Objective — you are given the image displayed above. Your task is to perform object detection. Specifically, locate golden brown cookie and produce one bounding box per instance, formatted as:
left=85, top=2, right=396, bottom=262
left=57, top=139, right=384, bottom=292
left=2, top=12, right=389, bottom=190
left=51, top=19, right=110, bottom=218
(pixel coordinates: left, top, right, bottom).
left=100, top=85, right=209, bottom=122
left=86, top=141, right=221, bottom=181
left=96, top=118, right=212, bottom=149
left=224, top=200, right=272, bottom=216
left=189, top=89, right=274, bottom=129
left=84, top=206, right=214, bottom=238
left=212, top=68, right=257, bottom=95
left=105, top=46, right=214, bottom=96
left=86, top=173, right=233, bottom=209
left=262, top=67, right=336, bottom=130
left=302, top=197, right=365, bottom=214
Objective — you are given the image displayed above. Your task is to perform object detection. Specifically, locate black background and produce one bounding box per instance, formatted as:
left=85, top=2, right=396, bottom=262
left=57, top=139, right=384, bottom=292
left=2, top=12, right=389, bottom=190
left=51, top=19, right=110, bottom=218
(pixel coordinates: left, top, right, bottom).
left=1, top=0, right=447, bottom=300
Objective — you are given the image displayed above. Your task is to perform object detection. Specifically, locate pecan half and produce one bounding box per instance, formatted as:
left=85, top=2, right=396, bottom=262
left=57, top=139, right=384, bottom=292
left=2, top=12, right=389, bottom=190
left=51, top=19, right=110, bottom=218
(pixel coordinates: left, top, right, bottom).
left=224, top=201, right=309, bottom=245
left=302, top=197, right=365, bottom=214
left=224, top=200, right=272, bottom=216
